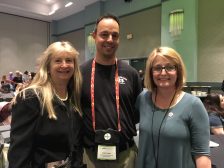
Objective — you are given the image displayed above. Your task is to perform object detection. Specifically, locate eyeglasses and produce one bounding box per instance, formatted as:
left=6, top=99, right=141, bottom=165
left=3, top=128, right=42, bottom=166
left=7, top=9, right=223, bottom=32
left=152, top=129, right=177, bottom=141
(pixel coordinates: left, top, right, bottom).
left=152, top=65, right=176, bottom=73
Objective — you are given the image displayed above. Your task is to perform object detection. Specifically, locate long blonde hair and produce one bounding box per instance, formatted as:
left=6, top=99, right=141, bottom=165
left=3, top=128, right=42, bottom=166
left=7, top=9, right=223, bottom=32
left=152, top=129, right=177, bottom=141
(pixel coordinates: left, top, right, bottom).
left=17, top=41, right=82, bottom=119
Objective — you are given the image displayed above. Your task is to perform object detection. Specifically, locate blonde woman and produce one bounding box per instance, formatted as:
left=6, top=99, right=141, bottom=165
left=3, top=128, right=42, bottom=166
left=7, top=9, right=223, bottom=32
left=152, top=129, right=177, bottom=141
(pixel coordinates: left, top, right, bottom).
left=8, top=41, right=85, bottom=168
left=136, top=47, right=211, bottom=168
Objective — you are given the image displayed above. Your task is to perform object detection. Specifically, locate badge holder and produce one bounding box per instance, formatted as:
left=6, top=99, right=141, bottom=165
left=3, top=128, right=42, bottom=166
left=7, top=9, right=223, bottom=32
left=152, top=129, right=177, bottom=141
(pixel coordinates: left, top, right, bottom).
left=95, top=129, right=120, bottom=160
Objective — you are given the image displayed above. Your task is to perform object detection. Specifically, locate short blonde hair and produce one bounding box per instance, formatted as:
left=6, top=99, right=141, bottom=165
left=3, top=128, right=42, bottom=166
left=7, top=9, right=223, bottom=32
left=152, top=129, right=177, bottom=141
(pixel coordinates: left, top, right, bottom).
left=144, top=47, right=186, bottom=92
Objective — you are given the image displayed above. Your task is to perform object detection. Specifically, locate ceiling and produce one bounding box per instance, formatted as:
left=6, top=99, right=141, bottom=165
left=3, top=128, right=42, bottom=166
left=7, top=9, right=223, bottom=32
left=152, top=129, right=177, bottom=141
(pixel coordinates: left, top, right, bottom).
left=0, top=0, right=103, bottom=22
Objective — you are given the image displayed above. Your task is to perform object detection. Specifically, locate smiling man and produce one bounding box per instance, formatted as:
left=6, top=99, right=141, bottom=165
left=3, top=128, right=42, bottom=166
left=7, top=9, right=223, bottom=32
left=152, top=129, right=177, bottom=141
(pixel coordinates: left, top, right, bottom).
left=80, top=14, right=142, bottom=168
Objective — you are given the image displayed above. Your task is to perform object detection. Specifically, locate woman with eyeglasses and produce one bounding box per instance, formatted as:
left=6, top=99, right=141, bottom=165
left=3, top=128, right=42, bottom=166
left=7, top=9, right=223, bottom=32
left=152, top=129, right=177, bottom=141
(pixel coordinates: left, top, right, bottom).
left=135, top=47, right=211, bottom=168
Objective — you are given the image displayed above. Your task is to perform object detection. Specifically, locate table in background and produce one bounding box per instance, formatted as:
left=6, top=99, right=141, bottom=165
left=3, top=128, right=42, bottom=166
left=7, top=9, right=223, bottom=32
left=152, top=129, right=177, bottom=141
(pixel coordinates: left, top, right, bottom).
left=210, top=135, right=224, bottom=168
left=0, top=92, right=14, bottom=102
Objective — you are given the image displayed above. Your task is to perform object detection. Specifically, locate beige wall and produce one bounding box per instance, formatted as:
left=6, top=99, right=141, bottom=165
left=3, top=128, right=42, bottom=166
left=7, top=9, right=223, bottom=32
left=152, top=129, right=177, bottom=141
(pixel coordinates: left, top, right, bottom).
left=0, top=13, right=49, bottom=77
left=58, top=29, right=85, bottom=64
left=198, top=0, right=224, bottom=82
left=117, top=6, right=161, bottom=59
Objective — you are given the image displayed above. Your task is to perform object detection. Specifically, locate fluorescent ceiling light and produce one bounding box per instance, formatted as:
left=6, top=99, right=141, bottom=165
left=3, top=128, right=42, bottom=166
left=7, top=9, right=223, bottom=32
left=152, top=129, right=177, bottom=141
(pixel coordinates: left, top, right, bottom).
left=65, top=2, right=73, bottom=8
left=49, top=10, right=55, bottom=15
left=49, top=4, right=59, bottom=15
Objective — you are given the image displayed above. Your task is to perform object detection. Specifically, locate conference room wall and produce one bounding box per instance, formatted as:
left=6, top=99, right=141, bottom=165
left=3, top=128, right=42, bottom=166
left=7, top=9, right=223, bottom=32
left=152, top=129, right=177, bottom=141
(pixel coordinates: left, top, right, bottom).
left=53, top=0, right=224, bottom=82
left=0, top=13, right=49, bottom=78
left=117, top=6, right=161, bottom=60
left=54, top=5, right=161, bottom=69
left=58, top=28, right=85, bottom=64
left=1, top=0, right=223, bottom=83
left=198, top=0, right=224, bottom=82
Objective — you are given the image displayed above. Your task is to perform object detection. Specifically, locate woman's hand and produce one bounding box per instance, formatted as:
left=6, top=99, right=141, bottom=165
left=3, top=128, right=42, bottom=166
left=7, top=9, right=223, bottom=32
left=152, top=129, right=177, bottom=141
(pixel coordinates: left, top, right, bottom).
left=195, top=155, right=211, bottom=168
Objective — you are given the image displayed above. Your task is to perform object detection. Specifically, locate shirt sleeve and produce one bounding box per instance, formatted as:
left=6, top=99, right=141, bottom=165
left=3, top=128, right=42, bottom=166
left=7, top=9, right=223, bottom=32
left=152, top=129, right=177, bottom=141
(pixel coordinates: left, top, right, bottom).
left=71, top=112, right=86, bottom=168
left=133, top=71, right=143, bottom=124
left=189, top=97, right=210, bottom=156
left=209, top=114, right=223, bottom=128
left=8, top=90, right=40, bottom=168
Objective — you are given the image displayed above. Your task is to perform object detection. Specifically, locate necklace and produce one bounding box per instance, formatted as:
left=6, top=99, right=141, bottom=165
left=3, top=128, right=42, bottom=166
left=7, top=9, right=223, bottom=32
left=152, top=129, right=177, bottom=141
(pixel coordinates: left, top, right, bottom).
left=55, top=91, right=68, bottom=101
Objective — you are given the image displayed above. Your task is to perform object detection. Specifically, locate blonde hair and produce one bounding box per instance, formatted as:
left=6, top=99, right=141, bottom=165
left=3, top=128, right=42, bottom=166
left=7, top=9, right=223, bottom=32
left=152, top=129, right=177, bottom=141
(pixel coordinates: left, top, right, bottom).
left=144, top=47, right=186, bottom=92
left=16, top=41, right=82, bottom=119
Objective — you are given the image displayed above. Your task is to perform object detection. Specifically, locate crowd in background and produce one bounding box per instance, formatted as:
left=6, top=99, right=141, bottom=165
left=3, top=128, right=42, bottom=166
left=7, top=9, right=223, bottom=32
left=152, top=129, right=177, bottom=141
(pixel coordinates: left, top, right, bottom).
left=0, top=71, right=36, bottom=126
left=0, top=13, right=223, bottom=168
left=2, top=69, right=223, bottom=135
left=0, top=70, right=36, bottom=94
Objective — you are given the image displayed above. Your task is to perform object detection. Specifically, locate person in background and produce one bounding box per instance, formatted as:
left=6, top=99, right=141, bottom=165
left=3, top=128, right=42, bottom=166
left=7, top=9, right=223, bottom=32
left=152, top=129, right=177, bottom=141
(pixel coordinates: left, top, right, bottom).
left=8, top=41, right=85, bottom=168
left=30, top=72, right=36, bottom=81
left=220, top=94, right=224, bottom=109
left=80, top=14, right=142, bottom=168
left=22, top=70, right=30, bottom=83
left=221, top=80, right=224, bottom=92
left=138, top=69, right=144, bottom=88
left=8, top=72, right=14, bottom=81
left=0, top=101, right=12, bottom=125
left=0, top=75, right=13, bottom=93
left=12, top=70, right=23, bottom=89
left=136, top=47, right=211, bottom=168
left=203, top=93, right=224, bottom=135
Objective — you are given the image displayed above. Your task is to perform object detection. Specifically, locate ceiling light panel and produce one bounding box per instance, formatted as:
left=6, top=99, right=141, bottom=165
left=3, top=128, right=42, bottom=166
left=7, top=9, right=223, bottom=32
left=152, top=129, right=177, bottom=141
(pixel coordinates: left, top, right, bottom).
left=65, top=2, right=73, bottom=8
